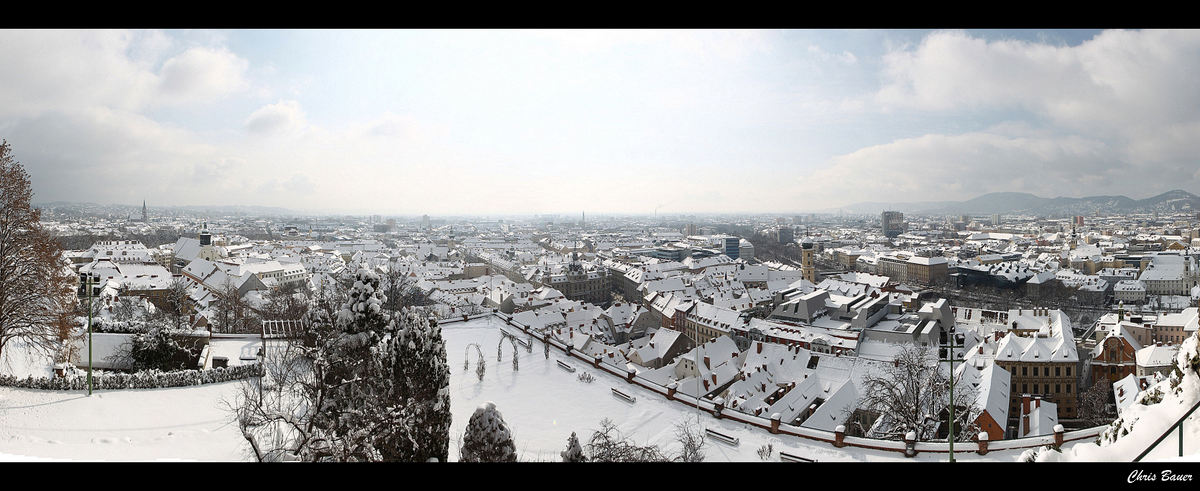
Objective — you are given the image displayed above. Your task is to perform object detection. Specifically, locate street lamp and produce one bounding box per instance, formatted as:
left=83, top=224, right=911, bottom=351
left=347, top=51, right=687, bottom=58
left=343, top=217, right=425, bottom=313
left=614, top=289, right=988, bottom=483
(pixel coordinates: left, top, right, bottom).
left=939, top=324, right=960, bottom=462
left=84, top=273, right=94, bottom=396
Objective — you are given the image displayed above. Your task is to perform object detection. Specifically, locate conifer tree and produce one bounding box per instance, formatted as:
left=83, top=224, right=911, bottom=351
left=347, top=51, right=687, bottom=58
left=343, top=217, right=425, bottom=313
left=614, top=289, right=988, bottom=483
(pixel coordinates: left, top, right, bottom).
left=561, top=431, right=586, bottom=462
left=460, top=401, right=517, bottom=462
left=377, top=309, right=452, bottom=462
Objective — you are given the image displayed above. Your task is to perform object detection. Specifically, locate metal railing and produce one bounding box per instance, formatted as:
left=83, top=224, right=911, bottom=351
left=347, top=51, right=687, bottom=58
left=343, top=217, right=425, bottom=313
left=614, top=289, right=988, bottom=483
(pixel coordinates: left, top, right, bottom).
left=1133, top=394, right=1200, bottom=461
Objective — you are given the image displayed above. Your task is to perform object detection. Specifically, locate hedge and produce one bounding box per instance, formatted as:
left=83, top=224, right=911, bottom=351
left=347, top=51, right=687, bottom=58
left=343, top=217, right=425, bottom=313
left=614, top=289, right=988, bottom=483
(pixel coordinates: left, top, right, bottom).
left=0, top=364, right=264, bottom=390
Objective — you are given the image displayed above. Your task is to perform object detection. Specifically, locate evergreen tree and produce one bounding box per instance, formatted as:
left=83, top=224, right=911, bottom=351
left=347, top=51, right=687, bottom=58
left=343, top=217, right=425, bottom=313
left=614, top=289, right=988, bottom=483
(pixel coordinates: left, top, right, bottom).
left=460, top=401, right=517, bottom=462
left=307, top=268, right=391, bottom=461
left=561, top=432, right=586, bottom=462
left=377, top=309, right=452, bottom=462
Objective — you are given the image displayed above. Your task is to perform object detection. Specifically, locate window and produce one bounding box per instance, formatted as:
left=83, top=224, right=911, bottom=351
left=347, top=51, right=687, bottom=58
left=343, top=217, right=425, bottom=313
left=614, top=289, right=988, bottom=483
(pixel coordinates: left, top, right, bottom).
left=1033, top=367, right=1039, bottom=377
left=1055, top=367, right=1061, bottom=377
left=1067, top=367, right=1072, bottom=377
left=1022, top=366, right=1028, bottom=376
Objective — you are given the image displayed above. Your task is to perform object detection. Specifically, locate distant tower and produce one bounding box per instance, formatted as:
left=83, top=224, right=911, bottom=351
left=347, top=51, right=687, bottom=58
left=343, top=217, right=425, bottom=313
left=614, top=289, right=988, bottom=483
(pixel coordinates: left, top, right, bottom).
left=141, top=200, right=148, bottom=222
left=882, top=211, right=905, bottom=238
left=800, top=238, right=817, bottom=283
left=198, top=221, right=220, bottom=261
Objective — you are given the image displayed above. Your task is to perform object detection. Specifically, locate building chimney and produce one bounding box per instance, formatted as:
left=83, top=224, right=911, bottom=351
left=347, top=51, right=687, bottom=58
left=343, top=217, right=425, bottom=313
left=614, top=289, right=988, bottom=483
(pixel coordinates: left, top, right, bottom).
left=703, top=356, right=710, bottom=369
left=1022, top=394, right=1031, bottom=415
left=1034, top=396, right=1041, bottom=409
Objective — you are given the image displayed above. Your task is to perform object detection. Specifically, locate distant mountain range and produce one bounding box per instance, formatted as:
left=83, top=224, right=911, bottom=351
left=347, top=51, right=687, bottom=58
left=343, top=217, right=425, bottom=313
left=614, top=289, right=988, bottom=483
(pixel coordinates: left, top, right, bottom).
left=836, top=189, right=1200, bottom=217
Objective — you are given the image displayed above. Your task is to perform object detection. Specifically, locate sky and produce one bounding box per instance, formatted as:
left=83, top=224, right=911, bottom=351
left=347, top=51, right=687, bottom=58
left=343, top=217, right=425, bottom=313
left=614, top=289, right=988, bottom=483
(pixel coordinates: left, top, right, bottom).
left=2, top=29, right=1198, bottom=216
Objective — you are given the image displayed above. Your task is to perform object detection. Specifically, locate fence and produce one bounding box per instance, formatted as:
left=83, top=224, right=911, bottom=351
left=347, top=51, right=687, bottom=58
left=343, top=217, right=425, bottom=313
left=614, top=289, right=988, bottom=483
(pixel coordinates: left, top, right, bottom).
left=1134, top=394, right=1200, bottom=461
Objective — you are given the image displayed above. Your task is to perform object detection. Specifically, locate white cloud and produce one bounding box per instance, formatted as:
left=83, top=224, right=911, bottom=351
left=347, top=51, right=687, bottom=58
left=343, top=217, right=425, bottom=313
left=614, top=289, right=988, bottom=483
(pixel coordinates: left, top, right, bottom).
left=805, top=131, right=1134, bottom=207
left=808, top=29, right=1200, bottom=209
left=157, top=46, right=250, bottom=104
left=245, top=100, right=307, bottom=136
left=876, top=29, right=1200, bottom=134
left=807, top=44, right=857, bottom=64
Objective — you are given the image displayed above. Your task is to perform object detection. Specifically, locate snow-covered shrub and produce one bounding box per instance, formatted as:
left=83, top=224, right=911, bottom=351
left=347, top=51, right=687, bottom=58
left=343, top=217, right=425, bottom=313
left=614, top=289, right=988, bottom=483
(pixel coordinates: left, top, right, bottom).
left=0, top=364, right=262, bottom=390
left=1019, top=445, right=1059, bottom=462
left=460, top=401, right=517, bottom=462
left=129, top=325, right=203, bottom=372
left=578, top=372, right=595, bottom=383
left=757, top=443, right=774, bottom=460
left=561, top=432, right=586, bottom=462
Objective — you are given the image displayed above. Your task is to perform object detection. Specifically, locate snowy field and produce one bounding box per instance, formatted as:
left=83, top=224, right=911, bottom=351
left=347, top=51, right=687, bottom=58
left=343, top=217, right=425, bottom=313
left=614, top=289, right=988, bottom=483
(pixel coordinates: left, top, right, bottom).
left=444, top=317, right=1020, bottom=462
left=0, top=383, right=248, bottom=461
left=4, top=316, right=1186, bottom=461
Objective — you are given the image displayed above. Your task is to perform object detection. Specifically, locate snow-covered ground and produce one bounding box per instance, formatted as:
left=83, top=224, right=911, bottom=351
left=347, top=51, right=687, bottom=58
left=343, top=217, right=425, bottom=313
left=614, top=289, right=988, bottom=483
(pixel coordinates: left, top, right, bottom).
left=4, top=316, right=1176, bottom=462
left=0, top=383, right=248, bottom=461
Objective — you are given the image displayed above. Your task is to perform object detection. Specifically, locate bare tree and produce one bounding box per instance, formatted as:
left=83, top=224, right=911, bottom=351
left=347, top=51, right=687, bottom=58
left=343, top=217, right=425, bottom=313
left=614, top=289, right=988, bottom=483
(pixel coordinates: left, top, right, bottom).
left=154, top=277, right=192, bottom=330
left=857, top=344, right=981, bottom=442
left=212, top=279, right=240, bottom=333
left=673, top=414, right=707, bottom=462
left=1079, top=380, right=1114, bottom=427
left=230, top=337, right=343, bottom=461
left=261, top=283, right=309, bottom=321
left=0, top=140, right=77, bottom=363
left=586, top=418, right=671, bottom=462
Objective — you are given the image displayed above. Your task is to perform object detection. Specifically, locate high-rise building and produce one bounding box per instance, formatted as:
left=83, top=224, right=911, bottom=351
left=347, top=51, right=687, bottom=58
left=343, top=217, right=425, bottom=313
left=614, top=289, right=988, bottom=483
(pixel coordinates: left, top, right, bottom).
left=882, top=211, right=905, bottom=238
left=777, top=226, right=794, bottom=244
left=722, top=236, right=740, bottom=260
left=991, top=214, right=1001, bottom=227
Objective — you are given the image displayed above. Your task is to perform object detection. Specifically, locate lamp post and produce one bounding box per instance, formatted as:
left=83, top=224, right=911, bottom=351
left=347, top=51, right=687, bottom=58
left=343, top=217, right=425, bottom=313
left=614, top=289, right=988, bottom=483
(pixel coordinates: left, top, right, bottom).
left=85, top=273, right=94, bottom=396
left=939, top=325, right=959, bottom=462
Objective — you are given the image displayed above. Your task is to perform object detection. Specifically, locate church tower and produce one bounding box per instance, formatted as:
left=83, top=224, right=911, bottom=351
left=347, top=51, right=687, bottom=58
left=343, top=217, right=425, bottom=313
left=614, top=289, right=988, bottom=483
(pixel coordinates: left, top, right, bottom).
left=141, top=200, right=148, bottom=222
left=800, top=238, right=817, bottom=284
left=198, top=221, right=220, bottom=261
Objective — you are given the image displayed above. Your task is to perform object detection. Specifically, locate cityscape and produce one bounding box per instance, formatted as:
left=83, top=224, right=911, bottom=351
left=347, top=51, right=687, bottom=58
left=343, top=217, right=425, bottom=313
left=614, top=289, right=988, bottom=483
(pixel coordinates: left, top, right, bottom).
left=1, top=29, right=1199, bottom=468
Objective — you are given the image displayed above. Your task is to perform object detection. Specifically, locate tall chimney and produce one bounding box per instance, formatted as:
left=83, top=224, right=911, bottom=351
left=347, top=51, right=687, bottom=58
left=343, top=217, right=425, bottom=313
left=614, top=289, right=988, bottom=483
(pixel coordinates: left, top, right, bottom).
left=1022, top=394, right=1031, bottom=415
